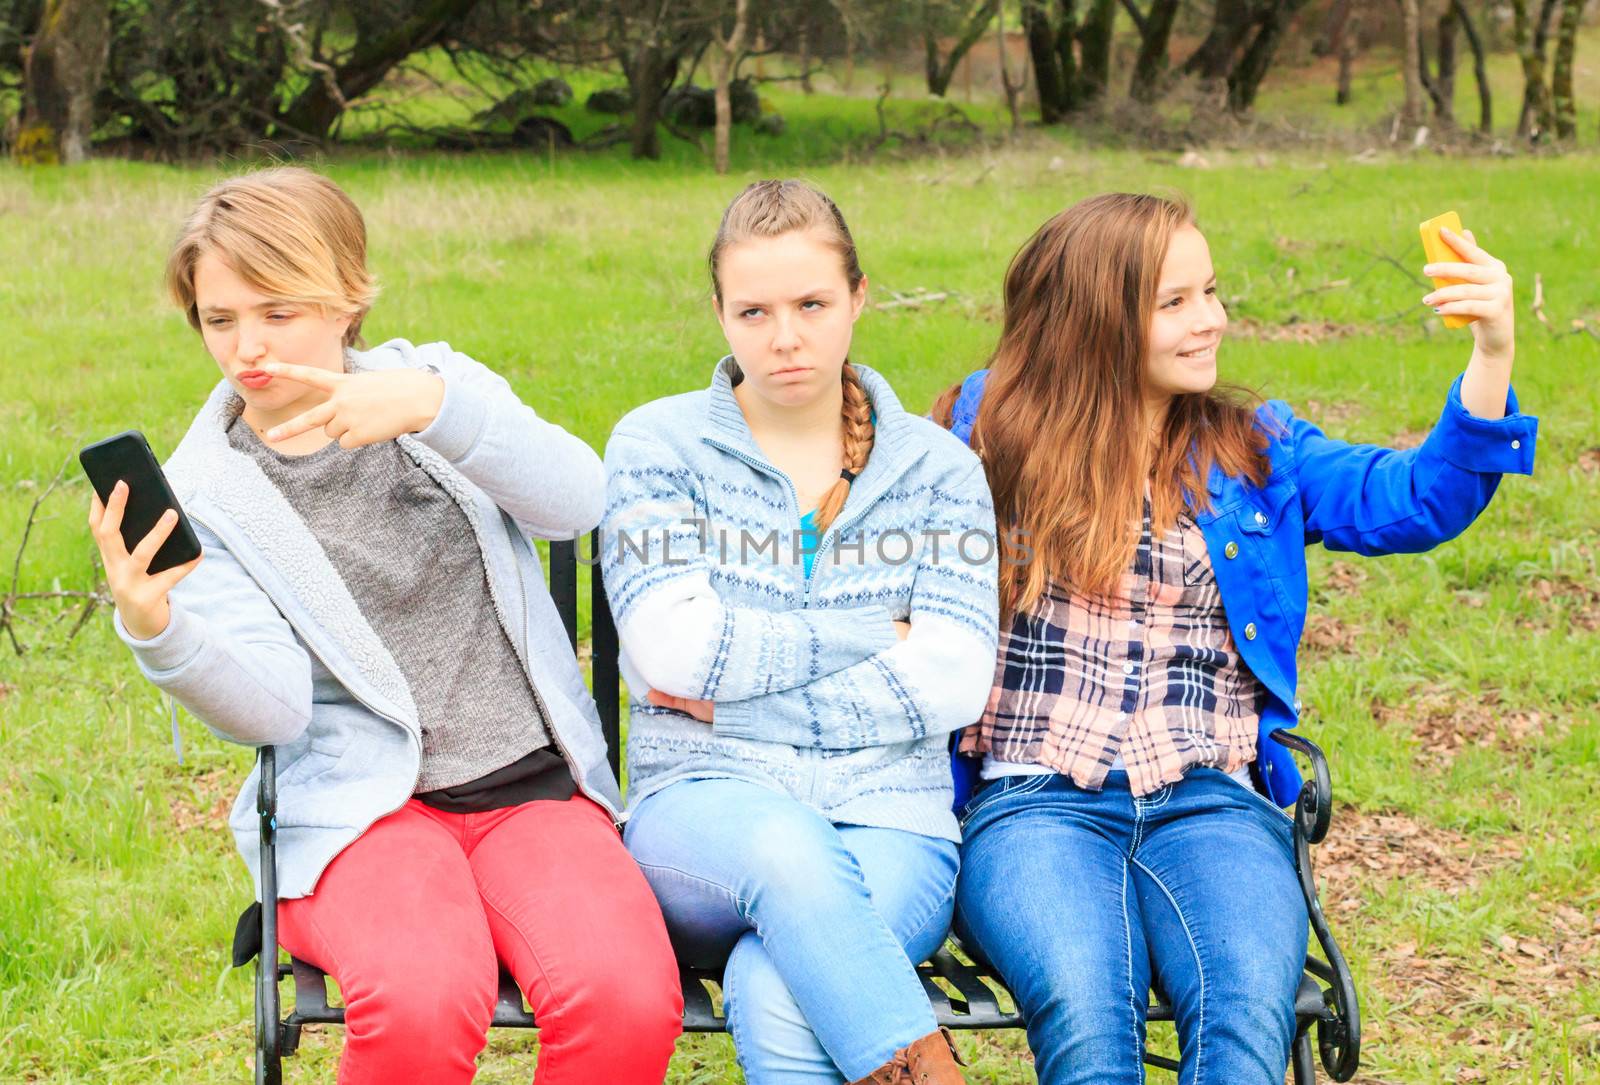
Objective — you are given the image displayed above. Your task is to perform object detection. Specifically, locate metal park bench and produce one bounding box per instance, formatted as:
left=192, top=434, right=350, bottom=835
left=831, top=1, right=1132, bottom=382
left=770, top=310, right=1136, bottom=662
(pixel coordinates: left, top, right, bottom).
left=236, top=535, right=1359, bottom=1084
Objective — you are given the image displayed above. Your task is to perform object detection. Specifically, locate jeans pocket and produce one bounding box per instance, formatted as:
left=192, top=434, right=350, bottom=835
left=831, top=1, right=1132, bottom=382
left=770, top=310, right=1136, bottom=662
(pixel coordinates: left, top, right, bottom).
left=961, top=772, right=1052, bottom=826
left=1214, top=766, right=1293, bottom=823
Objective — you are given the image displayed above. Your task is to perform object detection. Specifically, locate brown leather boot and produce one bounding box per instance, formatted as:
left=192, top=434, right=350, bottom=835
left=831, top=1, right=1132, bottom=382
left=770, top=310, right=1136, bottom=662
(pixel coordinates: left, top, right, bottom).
left=849, top=1026, right=967, bottom=1085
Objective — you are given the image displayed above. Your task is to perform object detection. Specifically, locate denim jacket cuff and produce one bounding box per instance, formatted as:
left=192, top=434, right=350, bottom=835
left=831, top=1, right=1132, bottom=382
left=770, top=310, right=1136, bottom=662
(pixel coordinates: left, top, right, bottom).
left=1425, top=373, right=1538, bottom=476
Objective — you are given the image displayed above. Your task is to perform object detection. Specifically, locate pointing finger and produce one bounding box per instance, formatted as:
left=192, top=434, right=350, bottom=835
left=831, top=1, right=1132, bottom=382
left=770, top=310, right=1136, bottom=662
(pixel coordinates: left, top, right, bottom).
left=261, top=362, right=343, bottom=392
left=266, top=401, right=338, bottom=442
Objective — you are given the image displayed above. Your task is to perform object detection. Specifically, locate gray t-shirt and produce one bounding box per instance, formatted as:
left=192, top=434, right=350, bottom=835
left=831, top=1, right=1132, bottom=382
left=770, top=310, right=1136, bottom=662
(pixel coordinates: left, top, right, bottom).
left=227, top=419, right=552, bottom=791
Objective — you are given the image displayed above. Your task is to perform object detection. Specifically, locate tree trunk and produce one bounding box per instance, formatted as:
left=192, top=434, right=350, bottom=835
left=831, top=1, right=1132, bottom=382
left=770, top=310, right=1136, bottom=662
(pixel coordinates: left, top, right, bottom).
left=1399, top=0, right=1424, bottom=128
left=1511, top=0, right=1554, bottom=139
left=711, top=0, right=749, bottom=174
left=1550, top=0, right=1580, bottom=139
left=15, top=0, right=109, bottom=165
left=925, top=0, right=1001, bottom=97
left=1451, top=0, right=1490, bottom=133
left=1520, top=0, right=1561, bottom=134
left=1433, top=8, right=1456, bottom=127
left=1076, top=0, right=1116, bottom=100
left=1533, top=0, right=1560, bottom=53
left=1417, top=19, right=1448, bottom=121
left=1022, top=0, right=1078, bottom=122
left=1336, top=12, right=1359, bottom=104
left=1313, top=0, right=1351, bottom=57
left=798, top=20, right=813, bottom=93
left=997, top=0, right=1024, bottom=129
left=1053, top=0, right=1080, bottom=107
left=1129, top=0, right=1182, bottom=101
left=275, top=0, right=481, bottom=142
left=1225, top=0, right=1311, bottom=113
left=842, top=15, right=855, bottom=91
left=627, top=40, right=671, bottom=160
left=1181, top=0, right=1256, bottom=82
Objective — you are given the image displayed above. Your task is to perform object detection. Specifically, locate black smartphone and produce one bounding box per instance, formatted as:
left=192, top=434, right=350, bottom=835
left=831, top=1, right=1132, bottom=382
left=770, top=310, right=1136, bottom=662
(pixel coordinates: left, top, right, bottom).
left=79, top=430, right=203, bottom=574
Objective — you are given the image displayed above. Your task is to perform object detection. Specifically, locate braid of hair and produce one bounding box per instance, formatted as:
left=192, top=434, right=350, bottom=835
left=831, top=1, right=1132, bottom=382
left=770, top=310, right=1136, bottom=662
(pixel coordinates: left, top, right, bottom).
left=813, top=362, right=875, bottom=535
left=929, top=381, right=963, bottom=430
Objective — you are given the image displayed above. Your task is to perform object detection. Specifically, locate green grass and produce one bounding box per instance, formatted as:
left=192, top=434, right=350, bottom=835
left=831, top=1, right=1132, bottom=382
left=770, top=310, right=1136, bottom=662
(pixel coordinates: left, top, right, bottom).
left=2, top=132, right=1598, bottom=1083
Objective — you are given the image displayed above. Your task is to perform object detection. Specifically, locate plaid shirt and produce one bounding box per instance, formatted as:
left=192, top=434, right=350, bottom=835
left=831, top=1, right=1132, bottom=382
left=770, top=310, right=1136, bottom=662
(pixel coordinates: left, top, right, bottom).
left=960, top=504, right=1265, bottom=797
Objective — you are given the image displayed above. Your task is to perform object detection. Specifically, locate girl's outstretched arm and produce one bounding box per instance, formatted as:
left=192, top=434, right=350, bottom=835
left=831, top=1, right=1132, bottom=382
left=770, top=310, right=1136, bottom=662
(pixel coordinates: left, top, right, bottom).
left=1289, top=229, right=1535, bottom=555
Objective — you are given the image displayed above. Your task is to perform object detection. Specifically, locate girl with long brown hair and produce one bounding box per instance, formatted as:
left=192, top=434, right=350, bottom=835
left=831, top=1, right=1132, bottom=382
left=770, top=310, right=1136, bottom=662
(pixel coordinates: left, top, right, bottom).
left=937, top=192, right=1534, bottom=1084
left=600, top=180, right=999, bottom=1084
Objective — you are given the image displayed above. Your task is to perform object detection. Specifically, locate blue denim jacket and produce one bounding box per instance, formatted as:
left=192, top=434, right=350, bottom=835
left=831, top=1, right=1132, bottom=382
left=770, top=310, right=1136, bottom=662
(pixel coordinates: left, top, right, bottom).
left=947, top=369, right=1538, bottom=807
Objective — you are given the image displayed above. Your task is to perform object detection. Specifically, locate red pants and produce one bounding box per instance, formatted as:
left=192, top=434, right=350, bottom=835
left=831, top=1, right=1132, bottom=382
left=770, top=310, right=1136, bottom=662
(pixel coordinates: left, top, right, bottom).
left=278, top=794, right=683, bottom=1084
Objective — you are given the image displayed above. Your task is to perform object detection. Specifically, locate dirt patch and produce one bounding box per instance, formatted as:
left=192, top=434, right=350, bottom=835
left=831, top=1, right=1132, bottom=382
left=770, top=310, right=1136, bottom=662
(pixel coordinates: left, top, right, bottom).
left=1372, top=689, right=1561, bottom=770
left=1300, top=399, right=1366, bottom=428
left=1316, top=806, right=1522, bottom=915
left=1301, top=612, right=1364, bottom=656
left=1524, top=575, right=1600, bottom=633
left=1352, top=892, right=1600, bottom=1081
left=168, top=766, right=236, bottom=834
left=1229, top=318, right=1371, bottom=344
left=1318, top=560, right=1370, bottom=595
left=1309, top=807, right=1593, bottom=1078
left=1576, top=447, right=1600, bottom=474
left=1389, top=429, right=1427, bottom=450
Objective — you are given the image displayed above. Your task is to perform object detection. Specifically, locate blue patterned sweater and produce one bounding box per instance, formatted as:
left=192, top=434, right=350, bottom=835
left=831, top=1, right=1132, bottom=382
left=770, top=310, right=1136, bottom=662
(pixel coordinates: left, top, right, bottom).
left=601, top=358, right=999, bottom=842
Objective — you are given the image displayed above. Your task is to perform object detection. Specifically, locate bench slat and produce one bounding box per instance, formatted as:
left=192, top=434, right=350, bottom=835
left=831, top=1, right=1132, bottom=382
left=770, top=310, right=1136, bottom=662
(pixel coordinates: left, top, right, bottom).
left=680, top=968, right=726, bottom=1032
left=922, top=948, right=1021, bottom=1028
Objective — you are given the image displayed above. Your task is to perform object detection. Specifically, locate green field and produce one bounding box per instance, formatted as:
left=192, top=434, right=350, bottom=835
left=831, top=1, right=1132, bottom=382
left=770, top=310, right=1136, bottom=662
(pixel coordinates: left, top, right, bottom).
left=3, top=123, right=1598, bottom=1085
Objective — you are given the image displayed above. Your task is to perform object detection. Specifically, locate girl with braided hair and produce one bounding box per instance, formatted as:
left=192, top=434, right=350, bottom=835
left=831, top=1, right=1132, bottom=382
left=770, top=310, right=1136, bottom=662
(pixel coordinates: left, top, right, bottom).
left=601, top=180, right=999, bottom=1085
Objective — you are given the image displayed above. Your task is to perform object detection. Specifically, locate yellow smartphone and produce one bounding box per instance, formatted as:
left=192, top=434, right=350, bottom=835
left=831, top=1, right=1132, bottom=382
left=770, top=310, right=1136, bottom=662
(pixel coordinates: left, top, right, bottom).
left=1419, top=211, right=1476, bottom=329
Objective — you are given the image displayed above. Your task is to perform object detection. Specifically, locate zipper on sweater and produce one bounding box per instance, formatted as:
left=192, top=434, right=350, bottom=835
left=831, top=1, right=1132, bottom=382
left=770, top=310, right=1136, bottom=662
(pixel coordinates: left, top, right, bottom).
left=704, top=436, right=889, bottom=611
left=704, top=436, right=807, bottom=595
left=504, top=526, right=616, bottom=825
left=800, top=496, right=889, bottom=608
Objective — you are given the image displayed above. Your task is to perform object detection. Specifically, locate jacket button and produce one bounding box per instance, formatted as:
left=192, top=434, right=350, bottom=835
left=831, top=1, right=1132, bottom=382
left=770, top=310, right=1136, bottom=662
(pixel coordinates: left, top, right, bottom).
left=1511, top=440, right=1521, bottom=450
left=1224, top=541, right=1239, bottom=559
left=1254, top=510, right=1269, bottom=527
left=1244, top=622, right=1258, bottom=640
left=1293, top=698, right=1303, bottom=712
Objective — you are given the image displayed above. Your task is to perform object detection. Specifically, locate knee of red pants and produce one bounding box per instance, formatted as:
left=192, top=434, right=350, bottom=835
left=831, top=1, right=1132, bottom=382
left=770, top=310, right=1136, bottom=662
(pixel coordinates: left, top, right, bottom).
left=336, top=953, right=500, bottom=1084
left=530, top=938, right=684, bottom=1083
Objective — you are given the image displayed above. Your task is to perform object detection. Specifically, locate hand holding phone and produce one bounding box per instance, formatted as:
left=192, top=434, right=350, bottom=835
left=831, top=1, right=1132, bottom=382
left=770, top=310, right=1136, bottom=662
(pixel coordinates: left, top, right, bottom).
left=81, top=431, right=203, bottom=640
left=1417, top=214, right=1515, bottom=365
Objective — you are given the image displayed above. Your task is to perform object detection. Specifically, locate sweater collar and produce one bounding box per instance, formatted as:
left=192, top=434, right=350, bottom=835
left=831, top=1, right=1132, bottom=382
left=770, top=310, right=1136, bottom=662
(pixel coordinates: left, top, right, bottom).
left=701, top=355, right=921, bottom=466
left=700, top=356, right=928, bottom=527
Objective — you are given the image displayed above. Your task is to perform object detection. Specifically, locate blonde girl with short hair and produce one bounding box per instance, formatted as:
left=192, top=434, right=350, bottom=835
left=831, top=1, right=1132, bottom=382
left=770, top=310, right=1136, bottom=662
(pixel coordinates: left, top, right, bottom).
left=91, top=166, right=683, bottom=1085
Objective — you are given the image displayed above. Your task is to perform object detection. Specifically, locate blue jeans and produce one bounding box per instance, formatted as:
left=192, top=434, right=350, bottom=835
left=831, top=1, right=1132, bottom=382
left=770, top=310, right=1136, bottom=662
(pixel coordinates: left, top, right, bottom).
left=954, top=768, right=1308, bottom=1085
left=625, top=779, right=958, bottom=1083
